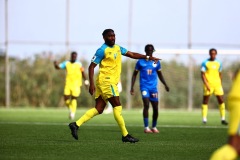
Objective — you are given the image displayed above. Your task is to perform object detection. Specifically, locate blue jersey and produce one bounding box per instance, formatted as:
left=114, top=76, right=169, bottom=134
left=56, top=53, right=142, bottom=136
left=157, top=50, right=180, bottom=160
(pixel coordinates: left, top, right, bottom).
left=135, top=59, right=161, bottom=89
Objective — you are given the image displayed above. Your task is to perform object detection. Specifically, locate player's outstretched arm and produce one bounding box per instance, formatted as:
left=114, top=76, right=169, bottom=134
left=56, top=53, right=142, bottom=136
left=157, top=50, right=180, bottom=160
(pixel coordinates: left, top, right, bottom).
left=88, top=62, right=97, bottom=95
left=125, top=51, right=161, bottom=63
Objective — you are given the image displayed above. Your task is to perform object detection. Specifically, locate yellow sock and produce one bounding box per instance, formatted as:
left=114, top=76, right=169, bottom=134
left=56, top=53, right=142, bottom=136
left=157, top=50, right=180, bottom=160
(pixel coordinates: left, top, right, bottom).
left=219, top=103, right=226, bottom=120
left=65, top=99, right=71, bottom=108
left=70, top=99, right=77, bottom=114
left=210, top=144, right=237, bottom=160
left=113, top=106, right=128, bottom=137
left=202, top=104, right=208, bottom=121
left=76, top=108, right=99, bottom=127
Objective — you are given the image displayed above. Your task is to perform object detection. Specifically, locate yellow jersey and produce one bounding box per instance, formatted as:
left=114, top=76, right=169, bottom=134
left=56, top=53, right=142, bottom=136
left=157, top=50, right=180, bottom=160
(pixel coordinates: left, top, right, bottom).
left=201, top=59, right=222, bottom=85
left=59, top=60, right=84, bottom=86
left=228, top=70, right=240, bottom=100
left=91, top=44, right=127, bottom=85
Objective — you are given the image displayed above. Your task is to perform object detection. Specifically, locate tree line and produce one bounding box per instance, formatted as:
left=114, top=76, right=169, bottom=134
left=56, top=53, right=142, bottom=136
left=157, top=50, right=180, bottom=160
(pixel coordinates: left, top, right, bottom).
left=0, top=52, right=239, bottom=109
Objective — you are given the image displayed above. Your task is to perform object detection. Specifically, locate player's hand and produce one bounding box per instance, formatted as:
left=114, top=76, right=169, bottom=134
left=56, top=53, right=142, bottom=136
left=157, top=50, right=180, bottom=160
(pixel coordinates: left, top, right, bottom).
left=84, top=80, right=89, bottom=85
left=150, top=56, right=161, bottom=64
left=89, top=84, right=95, bottom=95
left=165, top=85, right=170, bottom=92
left=130, top=88, right=134, bottom=95
left=84, top=80, right=89, bottom=90
left=206, top=86, right=211, bottom=92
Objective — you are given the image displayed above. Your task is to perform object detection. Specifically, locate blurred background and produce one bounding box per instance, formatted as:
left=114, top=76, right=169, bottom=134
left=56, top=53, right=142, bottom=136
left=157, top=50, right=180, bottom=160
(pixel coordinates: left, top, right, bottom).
left=0, top=0, right=240, bottom=110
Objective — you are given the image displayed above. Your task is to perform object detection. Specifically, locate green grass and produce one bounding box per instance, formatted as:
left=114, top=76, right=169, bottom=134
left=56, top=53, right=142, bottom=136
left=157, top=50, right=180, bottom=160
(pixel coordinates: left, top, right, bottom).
left=0, top=108, right=233, bottom=160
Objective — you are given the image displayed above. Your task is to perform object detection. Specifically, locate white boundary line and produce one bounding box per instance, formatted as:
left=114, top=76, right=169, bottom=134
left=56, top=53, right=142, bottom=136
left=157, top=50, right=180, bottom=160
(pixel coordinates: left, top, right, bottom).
left=0, top=121, right=227, bottom=129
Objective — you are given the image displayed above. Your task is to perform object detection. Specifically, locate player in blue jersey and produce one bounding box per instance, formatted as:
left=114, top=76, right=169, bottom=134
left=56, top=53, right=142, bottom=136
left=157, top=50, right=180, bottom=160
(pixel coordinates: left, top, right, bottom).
left=130, top=44, right=169, bottom=133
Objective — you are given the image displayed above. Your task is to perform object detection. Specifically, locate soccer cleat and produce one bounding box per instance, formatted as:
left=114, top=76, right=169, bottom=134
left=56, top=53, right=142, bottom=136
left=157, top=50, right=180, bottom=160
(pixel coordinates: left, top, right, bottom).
left=151, top=128, right=159, bottom=133
left=122, top=134, right=139, bottom=143
left=144, top=128, right=153, bottom=133
left=221, top=120, right=228, bottom=125
left=203, top=121, right=207, bottom=124
left=69, top=122, right=79, bottom=140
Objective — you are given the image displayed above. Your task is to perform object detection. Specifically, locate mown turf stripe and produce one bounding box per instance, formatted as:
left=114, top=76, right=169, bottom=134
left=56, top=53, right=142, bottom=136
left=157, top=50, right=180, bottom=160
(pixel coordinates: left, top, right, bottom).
left=0, top=121, right=227, bottom=129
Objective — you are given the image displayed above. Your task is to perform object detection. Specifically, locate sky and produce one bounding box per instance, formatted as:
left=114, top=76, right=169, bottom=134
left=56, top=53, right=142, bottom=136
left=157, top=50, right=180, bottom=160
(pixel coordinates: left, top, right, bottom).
left=0, top=0, right=240, bottom=63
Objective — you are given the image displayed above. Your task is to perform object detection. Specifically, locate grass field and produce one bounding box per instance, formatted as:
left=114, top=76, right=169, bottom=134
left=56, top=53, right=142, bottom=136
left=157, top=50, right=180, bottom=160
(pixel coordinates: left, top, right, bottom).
left=0, top=108, right=234, bottom=160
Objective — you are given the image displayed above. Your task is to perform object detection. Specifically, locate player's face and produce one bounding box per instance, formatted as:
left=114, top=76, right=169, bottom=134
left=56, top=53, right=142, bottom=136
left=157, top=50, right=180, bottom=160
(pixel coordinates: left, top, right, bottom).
left=145, top=46, right=154, bottom=56
left=104, top=31, right=115, bottom=47
left=209, top=50, right=217, bottom=60
left=71, top=53, right=77, bottom=62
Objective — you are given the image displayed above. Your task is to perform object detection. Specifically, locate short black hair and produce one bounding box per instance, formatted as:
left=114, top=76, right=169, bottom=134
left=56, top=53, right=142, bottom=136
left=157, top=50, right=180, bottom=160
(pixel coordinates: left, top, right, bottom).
left=102, top=29, right=114, bottom=36
left=209, top=48, right=217, bottom=54
left=145, top=44, right=155, bottom=52
left=71, top=51, right=77, bottom=55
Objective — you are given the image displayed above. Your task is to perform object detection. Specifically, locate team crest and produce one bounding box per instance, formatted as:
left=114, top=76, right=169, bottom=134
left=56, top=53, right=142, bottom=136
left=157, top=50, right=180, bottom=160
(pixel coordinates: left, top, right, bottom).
left=142, top=91, right=147, bottom=96
left=114, top=53, right=117, bottom=59
left=91, top=56, right=96, bottom=62
left=152, top=62, right=157, bottom=67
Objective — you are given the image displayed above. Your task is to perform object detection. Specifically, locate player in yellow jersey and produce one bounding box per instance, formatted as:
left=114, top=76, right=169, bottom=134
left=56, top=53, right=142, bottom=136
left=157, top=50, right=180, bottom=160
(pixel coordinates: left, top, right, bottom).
left=210, top=68, right=240, bottom=160
left=201, top=48, right=228, bottom=125
left=68, top=29, right=161, bottom=143
left=54, top=51, right=89, bottom=120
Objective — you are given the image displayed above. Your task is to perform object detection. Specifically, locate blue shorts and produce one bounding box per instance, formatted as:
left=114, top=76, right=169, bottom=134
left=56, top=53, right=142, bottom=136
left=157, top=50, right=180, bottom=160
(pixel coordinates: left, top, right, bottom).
left=141, top=88, right=158, bottom=102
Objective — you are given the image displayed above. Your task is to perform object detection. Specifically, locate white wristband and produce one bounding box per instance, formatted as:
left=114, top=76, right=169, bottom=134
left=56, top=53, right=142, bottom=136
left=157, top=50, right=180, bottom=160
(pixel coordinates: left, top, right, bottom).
left=84, top=80, right=89, bottom=85
left=146, top=56, right=150, bottom=60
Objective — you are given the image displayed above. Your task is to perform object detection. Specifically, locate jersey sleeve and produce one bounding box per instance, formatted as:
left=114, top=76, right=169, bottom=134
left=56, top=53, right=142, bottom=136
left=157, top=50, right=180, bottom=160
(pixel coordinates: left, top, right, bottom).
left=76, top=61, right=84, bottom=72
left=120, top=46, right=128, bottom=55
left=218, top=61, right=223, bottom=72
left=91, top=48, right=105, bottom=64
left=157, top=61, right=161, bottom=71
left=135, top=60, right=141, bottom=71
left=201, top=61, right=207, bottom=72
left=80, top=67, right=84, bottom=72
left=59, top=61, right=68, bottom=69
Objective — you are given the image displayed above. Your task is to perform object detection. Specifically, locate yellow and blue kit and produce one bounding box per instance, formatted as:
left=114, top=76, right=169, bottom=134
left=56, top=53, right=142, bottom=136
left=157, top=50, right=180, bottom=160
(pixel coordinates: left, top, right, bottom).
left=59, top=60, right=84, bottom=97
left=201, top=58, right=223, bottom=95
left=91, top=43, right=127, bottom=101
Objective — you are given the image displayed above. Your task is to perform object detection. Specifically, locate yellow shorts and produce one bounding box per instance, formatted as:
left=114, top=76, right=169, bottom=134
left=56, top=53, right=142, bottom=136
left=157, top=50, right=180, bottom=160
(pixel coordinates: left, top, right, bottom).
left=95, top=83, right=120, bottom=103
left=64, top=84, right=81, bottom=97
left=228, top=100, right=240, bottom=136
left=203, top=84, right=224, bottom=96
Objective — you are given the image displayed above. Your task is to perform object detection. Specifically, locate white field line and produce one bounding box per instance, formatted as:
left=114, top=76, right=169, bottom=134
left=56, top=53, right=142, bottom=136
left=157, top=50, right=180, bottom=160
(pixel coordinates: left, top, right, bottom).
left=0, top=121, right=227, bottom=129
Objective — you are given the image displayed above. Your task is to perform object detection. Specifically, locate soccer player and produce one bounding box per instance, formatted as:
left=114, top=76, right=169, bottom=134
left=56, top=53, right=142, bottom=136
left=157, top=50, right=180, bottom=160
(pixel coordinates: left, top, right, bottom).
left=130, top=44, right=169, bottom=133
left=210, top=68, right=240, bottom=160
left=68, top=29, right=161, bottom=143
left=54, top=51, right=89, bottom=120
left=201, top=48, right=228, bottom=125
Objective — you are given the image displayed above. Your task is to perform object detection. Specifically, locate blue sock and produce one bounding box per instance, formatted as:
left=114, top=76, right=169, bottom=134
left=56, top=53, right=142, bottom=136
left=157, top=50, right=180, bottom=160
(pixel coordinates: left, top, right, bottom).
left=144, top=118, right=149, bottom=128
left=152, top=120, right=157, bottom=128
